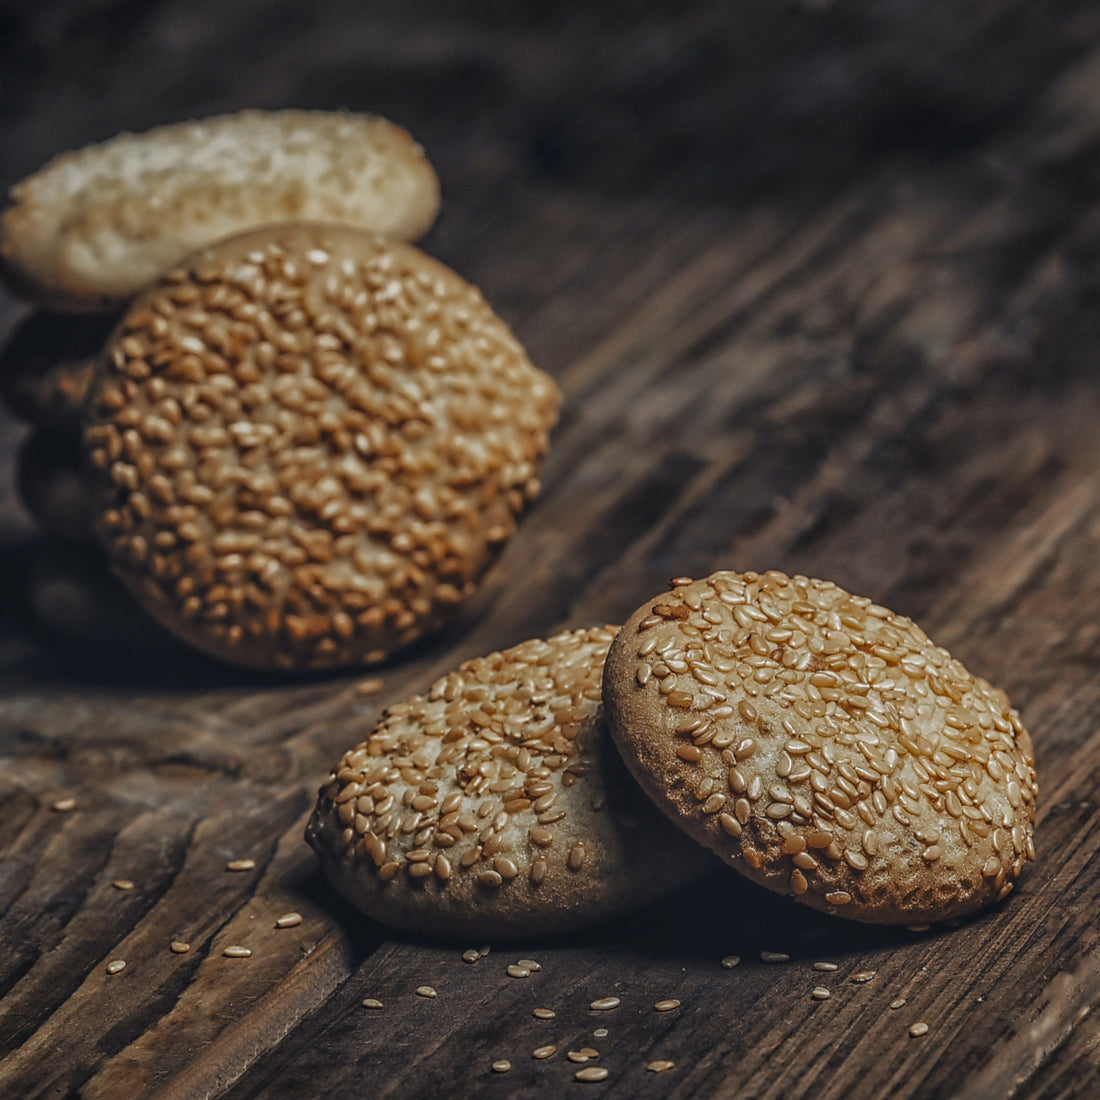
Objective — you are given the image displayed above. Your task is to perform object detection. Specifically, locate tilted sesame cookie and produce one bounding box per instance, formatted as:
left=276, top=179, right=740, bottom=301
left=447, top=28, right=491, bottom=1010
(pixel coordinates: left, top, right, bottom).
left=1, top=110, right=440, bottom=311
left=81, top=225, right=561, bottom=670
left=306, top=627, right=714, bottom=938
left=602, top=570, right=1037, bottom=924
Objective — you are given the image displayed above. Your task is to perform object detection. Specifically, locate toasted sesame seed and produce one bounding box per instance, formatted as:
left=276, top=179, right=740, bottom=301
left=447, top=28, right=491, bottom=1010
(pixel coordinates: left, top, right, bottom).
left=112, top=879, right=134, bottom=891
left=761, top=951, right=790, bottom=963
left=106, top=959, right=126, bottom=974
left=568, top=1051, right=591, bottom=1063
left=575, top=1067, right=609, bottom=1082
left=507, top=964, right=531, bottom=978
left=52, top=797, right=77, bottom=813
left=655, top=999, right=681, bottom=1011
left=593, top=1028, right=608, bottom=1038
left=647, top=1061, right=675, bottom=1073
left=590, top=996, right=621, bottom=1010
left=813, top=962, right=838, bottom=972
left=517, top=958, right=541, bottom=971
left=579, top=1048, right=599, bottom=1058
left=491, top=1060, right=512, bottom=1073
left=226, top=859, right=256, bottom=872
left=851, top=970, right=876, bottom=983
left=169, top=941, right=190, bottom=954
left=721, top=955, right=741, bottom=969
left=223, top=946, right=252, bottom=958
left=356, top=678, right=384, bottom=696
left=274, top=912, right=302, bottom=928
left=361, top=998, right=383, bottom=1009
left=909, top=1022, right=929, bottom=1037
left=890, top=998, right=907, bottom=1010
left=416, top=985, right=437, bottom=998
left=462, top=949, right=480, bottom=963
left=533, top=1045, right=557, bottom=1059
left=811, top=987, right=831, bottom=1000
left=533, top=1007, right=556, bottom=1019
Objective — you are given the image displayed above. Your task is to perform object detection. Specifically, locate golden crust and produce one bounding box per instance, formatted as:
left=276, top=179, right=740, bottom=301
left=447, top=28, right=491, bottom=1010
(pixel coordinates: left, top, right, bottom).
left=603, top=570, right=1037, bottom=925
left=306, top=627, right=713, bottom=938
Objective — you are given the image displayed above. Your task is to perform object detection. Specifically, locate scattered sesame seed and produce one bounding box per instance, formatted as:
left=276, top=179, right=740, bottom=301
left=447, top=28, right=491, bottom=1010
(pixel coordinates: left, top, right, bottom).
left=761, top=952, right=790, bottom=963
left=910, top=1022, right=929, bottom=1038
left=491, top=1060, right=512, bottom=1073
left=223, top=946, right=252, bottom=958
left=478, top=945, right=491, bottom=957
left=226, top=859, right=256, bottom=872
left=462, top=949, right=480, bottom=964
left=813, top=962, right=838, bottom=972
left=533, top=1008, right=556, bottom=1019
left=105, top=959, right=126, bottom=974
left=655, top=999, right=681, bottom=1011
left=907, top=924, right=931, bottom=933
left=593, top=1028, right=608, bottom=1039
left=811, top=987, right=831, bottom=1000
left=516, top=958, right=541, bottom=971
left=590, top=996, right=621, bottom=1011
left=274, top=912, right=302, bottom=928
left=361, top=998, right=383, bottom=1009
left=851, top=971, right=876, bottom=983
left=575, top=1067, right=609, bottom=1082
left=356, top=678, right=384, bottom=696
left=579, top=1048, right=600, bottom=1058
left=647, top=1061, right=675, bottom=1073
left=169, top=941, right=190, bottom=954
left=416, top=985, right=437, bottom=998
left=507, top=964, right=531, bottom=978
left=532, top=1045, right=556, bottom=1060
left=721, top=955, right=741, bottom=969
left=112, top=879, right=134, bottom=891
left=890, top=998, right=907, bottom=1010
left=52, top=797, right=77, bottom=813
left=568, top=1051, right=591, bottom=1064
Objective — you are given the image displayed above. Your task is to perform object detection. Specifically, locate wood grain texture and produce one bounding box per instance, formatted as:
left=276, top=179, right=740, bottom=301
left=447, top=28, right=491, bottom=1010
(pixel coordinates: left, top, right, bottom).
left=3, top=1, right=1100, bottom=1097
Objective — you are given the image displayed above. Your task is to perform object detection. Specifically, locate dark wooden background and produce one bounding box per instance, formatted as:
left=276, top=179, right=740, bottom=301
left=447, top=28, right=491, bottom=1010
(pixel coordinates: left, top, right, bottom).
left=3, top=2, right=1100, bottom=1097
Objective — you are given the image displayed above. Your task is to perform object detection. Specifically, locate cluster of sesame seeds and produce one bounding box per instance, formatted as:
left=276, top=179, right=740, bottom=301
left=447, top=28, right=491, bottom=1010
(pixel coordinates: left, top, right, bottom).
left=83, top=226, right=560, bottom=669
left=312, top=627, right=654, bottom=922
left=618, top=570, right=1038, bottom=921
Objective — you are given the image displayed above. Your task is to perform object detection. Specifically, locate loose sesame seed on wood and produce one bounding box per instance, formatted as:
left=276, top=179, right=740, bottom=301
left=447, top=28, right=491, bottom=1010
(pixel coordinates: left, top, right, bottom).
left=105, top=959, right=126, bottom=974
left=51, top=797, right=77, bottom=812
left=575, top=1066, right=609, bottom=1082
left=647, top=1061, right=676, bottom=1073
left=111, top=879, right=134, bottom=891
left=909, top=1022, right=930, bottom=1037
left=532, top=1008, right=556, bottom=1020
left=589, top=996, right=621, bottom=1010
left=274, top=912, right=302, bottom=928
left=226, top=859, right=255, bottom=872
left=169, top=941, right=190, bottom=954
left=361, top=998, right=383, bottom=1010
left=222, top=946, right=252, bottom=958
left=415, top=986, right=437, bottom=998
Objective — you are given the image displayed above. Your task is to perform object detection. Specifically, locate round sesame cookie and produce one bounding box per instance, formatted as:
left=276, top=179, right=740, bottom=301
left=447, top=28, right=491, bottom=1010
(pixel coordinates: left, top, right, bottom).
left=602, top=571, right=1037, bottom=925
left=81, top=224, right=561, bottom=670
left=1, top=110, right=440, bottom=312
left=306, top=627, right=714, bottom=938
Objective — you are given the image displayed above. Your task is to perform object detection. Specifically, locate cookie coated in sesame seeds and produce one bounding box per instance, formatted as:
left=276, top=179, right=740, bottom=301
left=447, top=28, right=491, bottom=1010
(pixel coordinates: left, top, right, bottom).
left=306, top=627, right=713, bottom=938
left=82, top=225, right=561, bottom=670
left=602, top=570, right=1037, bottom=924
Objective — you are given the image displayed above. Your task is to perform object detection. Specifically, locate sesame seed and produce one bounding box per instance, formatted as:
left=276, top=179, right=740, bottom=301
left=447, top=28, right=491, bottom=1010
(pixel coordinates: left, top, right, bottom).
left=416, top=986, right=437, bottom=998
left=575, top=1067, right=609, bottom=1082
left=721, top=955, right=741, bottom=969
left=356, top=678, right=384, bottom=696
left=169, top=941, right=190, bottom=954
left=654, top=999, right=681, bottom=1011
left=811, top=987, right=831, bottom=1000
left=517, top=958, right=541, bottom=971
left=909, top=1022, right=929, bottom=1038
left=226, top=859, right=255, bottom=872
left=813, top=962, right=838, bottom=972
left=851, top=971, right=876, bottom=983
left=568, top=1051, right=591, bottom=1063
left=361, top=998, right=383, bottom=1009
left=590, top=996, right=621, bottom=1010
left=106, top=959, right=126, bottom=974
left=274, top=912, right=302, bottom=928
left=462, top=949, right=480, bottom=963
left=223, top=946, right=252, bottom=958
left=593, top=1028, right=608, bottom=1038
left=647, top=1061, right=675, bottom=1072
left=760, top=952, right=790, bottom=963
left=112, top=879, right=134, bottom=891
left=890, top=998, right=907, bottom=1010
left=491, top=1060, right=512, bottom=1073
left=533, top=1045, right=557, bottom=1059
left=52, top=797, right=77, bottom=813
left=533, top=1008, right=556, bottom=1019
left=507, top=964, right=531, bottom=978
left=579, top=1047, right=599, bottom=1058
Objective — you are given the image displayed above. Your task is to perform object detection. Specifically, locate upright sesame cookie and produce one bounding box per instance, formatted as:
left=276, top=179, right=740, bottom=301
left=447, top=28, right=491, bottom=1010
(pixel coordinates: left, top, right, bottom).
left=1, top=110, right=440, bottom=311
left=81, top=225, right=561, bottom=670
left=306, top=627, right=714, bottom=938
left=602, top=571, right=1037, bottom=924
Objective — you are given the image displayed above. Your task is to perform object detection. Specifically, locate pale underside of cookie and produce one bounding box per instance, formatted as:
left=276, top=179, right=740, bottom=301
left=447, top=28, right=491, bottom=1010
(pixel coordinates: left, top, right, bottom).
left=82, top=225, right=561, bottom=670
left=0, top=110, right=441, bottom=311
left=603, top=570, right=1038, bottom=925
left=306, top=627, right=714, bottom=939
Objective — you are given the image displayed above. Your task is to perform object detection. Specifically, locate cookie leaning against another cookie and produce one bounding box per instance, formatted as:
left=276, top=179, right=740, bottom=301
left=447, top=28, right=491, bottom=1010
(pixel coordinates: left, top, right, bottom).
left=602, top=570, right=1037, bottom=925
left=0, top=109, right=440, bottom=311
left=306, top=627, right=714, bottom=939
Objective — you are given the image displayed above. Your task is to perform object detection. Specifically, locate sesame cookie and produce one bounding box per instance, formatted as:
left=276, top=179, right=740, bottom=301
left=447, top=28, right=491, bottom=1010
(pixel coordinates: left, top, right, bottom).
left=602, top=571, right=1037, bottom=924
left=81, top=224, right=561, bottom=670
left=306, top=627, right=714, bottom=938
left=1, top=110, right=440, bottom=311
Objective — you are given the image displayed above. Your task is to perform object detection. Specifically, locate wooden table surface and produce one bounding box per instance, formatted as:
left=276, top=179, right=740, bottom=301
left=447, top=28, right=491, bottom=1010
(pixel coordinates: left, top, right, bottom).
left=3, top=3, right=1100, bottom=1097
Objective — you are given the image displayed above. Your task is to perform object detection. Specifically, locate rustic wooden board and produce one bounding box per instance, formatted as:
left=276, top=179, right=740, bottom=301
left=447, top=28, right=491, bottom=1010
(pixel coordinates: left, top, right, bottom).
left=3, top=2, right=1100, bottom=1097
